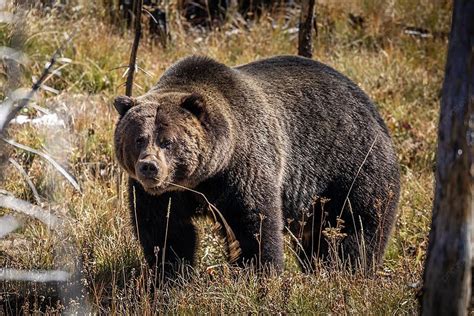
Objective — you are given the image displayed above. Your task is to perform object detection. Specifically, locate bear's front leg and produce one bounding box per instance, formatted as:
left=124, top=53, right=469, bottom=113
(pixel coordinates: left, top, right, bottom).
left=129, top=179, right=198, bottom=279
left=221, top=194, right=285, bottom=273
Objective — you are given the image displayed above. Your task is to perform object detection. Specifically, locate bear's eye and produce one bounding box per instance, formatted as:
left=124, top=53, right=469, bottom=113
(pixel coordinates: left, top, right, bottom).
left=135, top=136, right=147, bottom=148
left=159, top=139, right=172, bottom=150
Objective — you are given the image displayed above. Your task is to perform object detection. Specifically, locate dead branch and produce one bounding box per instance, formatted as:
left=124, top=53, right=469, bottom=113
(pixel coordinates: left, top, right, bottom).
left=125, top=0, right=143, bottom=97
left=0, top=191, right=62, bottom=229
left=8, top=157, right=41, bottom=205
left=298, top=0, right=316, bottom=58
left=0, top=33, right=74, bottom=134
left=2, top=137, right=81, bottom=192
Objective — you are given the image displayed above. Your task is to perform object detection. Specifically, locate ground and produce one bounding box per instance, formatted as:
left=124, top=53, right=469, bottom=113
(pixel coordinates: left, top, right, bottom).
left=0, top=0, right=450, bottom=313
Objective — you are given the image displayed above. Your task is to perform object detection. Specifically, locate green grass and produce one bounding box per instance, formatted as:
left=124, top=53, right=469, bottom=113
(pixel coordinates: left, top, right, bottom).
left=0, top=0, right=450, bottom=313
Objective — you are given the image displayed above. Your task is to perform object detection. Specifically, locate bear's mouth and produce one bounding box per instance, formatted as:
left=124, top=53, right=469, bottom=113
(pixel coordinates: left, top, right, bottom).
left=139, top=178, right=190, bottom=195
left=137, top=177, right=166, bottom=193
left=143, top=185, right=165, bottom=195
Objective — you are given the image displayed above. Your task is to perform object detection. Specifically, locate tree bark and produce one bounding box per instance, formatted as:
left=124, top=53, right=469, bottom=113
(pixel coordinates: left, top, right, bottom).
left=422, top=0, right=474, bottom=314
left=298, top=0, right=316, bottom=58
left=125, top=0, right=142, bottom=97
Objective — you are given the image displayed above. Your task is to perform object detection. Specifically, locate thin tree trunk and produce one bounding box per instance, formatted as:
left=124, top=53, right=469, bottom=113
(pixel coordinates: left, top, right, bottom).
left=422, top=0, right=474, bottom=314
left=298, top=0, right=316, bottom=58
left=125, top=0, right=142, bottom=97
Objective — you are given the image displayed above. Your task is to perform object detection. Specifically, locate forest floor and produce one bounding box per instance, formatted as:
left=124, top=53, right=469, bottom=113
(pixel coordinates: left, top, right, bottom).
left=0, top=0, right=451, bottom=313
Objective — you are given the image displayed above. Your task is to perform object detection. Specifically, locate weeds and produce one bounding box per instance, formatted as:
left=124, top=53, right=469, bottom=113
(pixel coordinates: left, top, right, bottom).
left=0, top=0, right=449, bottom=313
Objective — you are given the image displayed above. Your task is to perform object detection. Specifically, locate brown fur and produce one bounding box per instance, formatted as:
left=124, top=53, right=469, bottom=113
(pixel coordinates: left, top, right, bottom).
left=113, top=55, right=400, bottom=277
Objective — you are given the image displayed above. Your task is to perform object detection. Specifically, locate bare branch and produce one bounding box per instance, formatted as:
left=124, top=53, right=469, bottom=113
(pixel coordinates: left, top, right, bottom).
left=0, top=32, right=75, bottom=133
left=125, top=0, right=143, bottom=97
left=0, top=191, right=62, bottom=229
left=298, top=0, right=316, bottom=58
left=0, top=268, right=70, bottom=282
left=8, top=157, right=41, bottom=205
left=0, top=214, right=20, bottom=238
left=2, top=138, right=81, bottom=193
left=0, top=46, right=29, bottom=64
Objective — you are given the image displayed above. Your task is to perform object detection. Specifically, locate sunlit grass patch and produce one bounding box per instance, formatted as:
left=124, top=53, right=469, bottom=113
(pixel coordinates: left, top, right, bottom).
left=0, top=0, right=450, bottom=313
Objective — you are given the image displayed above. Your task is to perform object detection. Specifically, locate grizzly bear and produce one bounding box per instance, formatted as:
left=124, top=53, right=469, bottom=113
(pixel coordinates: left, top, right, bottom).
left=113, top=55, right=400, bottom=276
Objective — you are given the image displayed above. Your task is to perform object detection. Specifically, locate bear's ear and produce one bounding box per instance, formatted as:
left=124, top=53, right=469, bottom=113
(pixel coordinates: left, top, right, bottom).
left=114, top=96, right=135, bottom=116
left=180, top=93, right=206, bottom=120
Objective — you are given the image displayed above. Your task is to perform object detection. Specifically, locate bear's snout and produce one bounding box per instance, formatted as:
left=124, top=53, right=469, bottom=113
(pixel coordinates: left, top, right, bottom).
left=137, top=159, right=159, bottom=179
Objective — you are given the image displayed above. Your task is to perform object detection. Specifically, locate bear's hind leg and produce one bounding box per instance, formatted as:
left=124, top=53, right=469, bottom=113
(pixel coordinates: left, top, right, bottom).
left=220, top=196, right=285, bottom=273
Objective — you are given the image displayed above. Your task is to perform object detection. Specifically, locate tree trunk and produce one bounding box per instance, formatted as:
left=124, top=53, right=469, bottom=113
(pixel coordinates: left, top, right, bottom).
left=422, top=0, right=474, bottom=314
left=298, top=0, right=316, bottom=58
left=125, top=0, right=142, bottom=97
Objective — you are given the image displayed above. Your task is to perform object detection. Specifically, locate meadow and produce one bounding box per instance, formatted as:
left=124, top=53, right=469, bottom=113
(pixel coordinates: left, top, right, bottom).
left=0, top=0, right=451, bottom=313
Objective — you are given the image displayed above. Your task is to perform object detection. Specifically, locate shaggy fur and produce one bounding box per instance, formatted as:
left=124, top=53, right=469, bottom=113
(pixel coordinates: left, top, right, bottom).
left=113, top=55, right=400, bottom=276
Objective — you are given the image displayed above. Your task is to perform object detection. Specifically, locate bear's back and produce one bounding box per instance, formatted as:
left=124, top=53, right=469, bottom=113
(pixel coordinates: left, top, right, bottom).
left=234, top=56, right=399, bottom=220
left=234, top=56, right=382, bottom=125
left=233, top=55, right=393, bottom=164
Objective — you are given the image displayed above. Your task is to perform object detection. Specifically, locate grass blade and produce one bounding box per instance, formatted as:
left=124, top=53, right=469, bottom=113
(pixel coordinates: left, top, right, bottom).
left=2, top=138, right=81, bottom=193
left=8, top=157, right=41, bottom=205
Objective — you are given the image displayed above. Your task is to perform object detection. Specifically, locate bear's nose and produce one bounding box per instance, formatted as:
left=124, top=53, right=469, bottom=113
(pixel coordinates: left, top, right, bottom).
left=137, top=160, right=159, bottom=179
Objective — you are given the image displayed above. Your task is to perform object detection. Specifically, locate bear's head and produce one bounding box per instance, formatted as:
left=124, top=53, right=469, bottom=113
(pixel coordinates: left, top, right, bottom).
left=113, top=91, right=233, bottom=195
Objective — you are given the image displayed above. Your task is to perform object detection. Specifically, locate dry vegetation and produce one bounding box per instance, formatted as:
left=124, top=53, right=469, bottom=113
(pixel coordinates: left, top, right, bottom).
left=0, top=0, right=451, bottom=313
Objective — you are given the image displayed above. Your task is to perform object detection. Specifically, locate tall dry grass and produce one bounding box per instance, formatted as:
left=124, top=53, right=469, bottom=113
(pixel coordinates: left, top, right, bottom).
left=0, top=0, right=450, bottom=313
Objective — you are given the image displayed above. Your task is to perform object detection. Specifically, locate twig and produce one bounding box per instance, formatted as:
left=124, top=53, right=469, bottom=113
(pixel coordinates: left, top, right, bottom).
left=41, top=62, right=71, bottom=88
left=125, top=0, right=143, bottom=97
left=0, top=268, right=69, bottom=282
left=0, top=191, right=62, bottom=229
left=0, top=214, right=21, bottom=238
left=285, top=226, right=312, bottom=271
left=143, top=7, right=158, bottom=24
left=284, top=237, right=307, bottom=269
left=0, top=32, right=75, bottom=133
left=161, top=198, right=171, bottom=285
left=298, top=0, right=316, bottom=58
left=8, top=157, right=41, bottom=205
left=137, top=65, right=154, bottom=78
left=133, top=185, right=140, bottom=241
left=109, top=65, right=130, bottom=71
left=2, top=138, right=81, bottom=193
